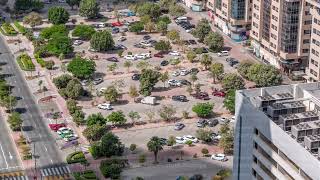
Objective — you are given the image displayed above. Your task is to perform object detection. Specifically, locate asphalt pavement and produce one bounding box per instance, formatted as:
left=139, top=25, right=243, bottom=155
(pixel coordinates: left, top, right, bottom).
left=0, top=36, right=65, bottom=170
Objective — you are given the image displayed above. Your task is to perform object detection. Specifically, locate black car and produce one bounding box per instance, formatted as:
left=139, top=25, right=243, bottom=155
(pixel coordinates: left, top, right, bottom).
left=179, top=79, right=191, bottom=86
left=131, top=74, right=140, bottom=80
left=160, top=60, right=169, bottom=66
left=190, top=68, right=199, bottom=74
left=207, top=119, right=219, bottom=127
left=196, top=119, right=207, bottom=128
left=159, top=138, right=167, bottom=145
left=143, top=35, right=151, bottom=40
left=106, top=57, right=119, bottom=62
left=172, top=95, right=188, bottom=102
left=189, top=40, right=197, bottom=45
left=134, top=43, right=146, bottom=49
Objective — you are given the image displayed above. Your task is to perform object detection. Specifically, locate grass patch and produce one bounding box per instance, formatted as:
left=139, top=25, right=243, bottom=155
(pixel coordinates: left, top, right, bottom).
left=13, top=21, right=27, bottom=35
left=34, top=53, right=46, bottom=67
left=1, top=23, right=17, bottom=36
left=17, top=53, right=35, bottom=71
left=66, top=151, right=87, bottom=164
left=73, top=170, right=98, bottom=180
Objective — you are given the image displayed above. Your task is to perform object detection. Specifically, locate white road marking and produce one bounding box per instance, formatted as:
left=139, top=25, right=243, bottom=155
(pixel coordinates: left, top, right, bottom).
left=8, top=151, right=13, bottom=159
left=50, top=159, right=53, bottom=164
left=0, top=143, right=9, bottom=168
left=44, top=146, right=47, bottom=152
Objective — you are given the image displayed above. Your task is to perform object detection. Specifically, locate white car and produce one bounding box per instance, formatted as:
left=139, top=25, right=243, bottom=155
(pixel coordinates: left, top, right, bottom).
left=211, top=154, right=228, bottom=161
left=97, top=103, right=113, bottom=110
left=176, top=136, right=186, bottom=144
left=99, top=87, right=107, bottom=93
left=57, top=127, right=72, bottom=135
left=230, top=116, right=235, bottom=123
left=180, top=69, right=190, bottom=76
left=124, top=55, right=137, bottom=60
left=73, top=40, right=83, bottom=46
left=219, top=117, right=229, bottom=124
left=97, top=23, right=105, bottom=28
left=211, top=133, right=221, bottom=140
left=172, top=71, right=180, bottom=77
left=186, top=29, right=193, bottom=33
left=63, top=136, right=78, bottom=142
left=183, top=135, right=198, bottom=143
left=118, top=36, right=127, bottom=42
left=135, top=53, right=151, bottom=59
left=168, top=79, right=181, bottom=87
left=169, top=51, right=180, bottom=56
left=217, top=51, right=229, bottom=57
left=140, top=41, right=152, bottom=47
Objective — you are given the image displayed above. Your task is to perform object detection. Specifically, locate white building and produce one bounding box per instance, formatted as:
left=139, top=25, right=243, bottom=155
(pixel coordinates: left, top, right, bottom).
left=233, top=82, right=320, bottom=180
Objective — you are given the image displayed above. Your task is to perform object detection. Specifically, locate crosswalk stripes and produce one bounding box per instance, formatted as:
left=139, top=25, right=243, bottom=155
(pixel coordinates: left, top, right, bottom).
left=0, top=176, right=29, bottom=180
left=40, top=166, right=70, bottom=177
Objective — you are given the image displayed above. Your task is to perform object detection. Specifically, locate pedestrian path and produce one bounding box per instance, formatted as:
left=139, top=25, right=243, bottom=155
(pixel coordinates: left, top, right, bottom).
left=39, top=166, right=71, bottom=178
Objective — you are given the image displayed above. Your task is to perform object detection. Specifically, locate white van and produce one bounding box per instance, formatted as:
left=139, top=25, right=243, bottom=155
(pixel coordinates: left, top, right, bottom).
left=175, top=16, right=188, bottom=23
left=217, top=51, right=229, bottom=57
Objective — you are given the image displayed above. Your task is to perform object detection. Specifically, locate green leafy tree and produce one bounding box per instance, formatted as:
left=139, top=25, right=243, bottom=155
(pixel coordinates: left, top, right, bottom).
left=156, top=21, right=168, bottom=35
left=89, top=142, right=101, bottom=159
left=130, top=144, right=137, bottom=153
left=129, top=22, right=144, bottom=33
left=66, top=0, right=81, bottom=9
left=90, top=30, right=115, bottom=52
left=137, top=2, right=161, bottom=20
left=104, top=85, right=121, bottom=103
left=139, top=69, right=161, bottom=96
left=140, top=15, right=151, bottom=24
left=100, top=132, right=124, bottom=157
left=187, top=51, right=197, bottom=63
left=40, top=24, right=68, bottom=39
left=196, top=129, right=213, bottom=143
left=190, top=73, right=198, bottom=86
left=159, top=71, right=169, bottom=87
left=128, top=111, right=141, bottom=124
left=237, top=61, right=253, bottom=79
left=83, top=124, right=106, bottom=141
left=158, top=105, right=176, bottom=121
left=158, top=0, right=175, bottom=10
left=123, top=61, right=133, bottom=73
left=15, top=0, right=44, bottom=12
left=145, top=21, right=156, bottom=33
left=8, top=112, right=22, bottom=131
left=67, top=56, right=96, bottom=79
left=200, top=54, right=212, bottom=70
left=72, top=25, right=96, bottom=40
left=46, top=34, right=73, bottom=56
left=201, top=148, right=209, bottom=156
left=1, top=96, right=17, bottom=111
left=48, top=7, right=70, bottom=25
left=246, top=64, right=282, bottom=87
left=168, top=4, right=186, bottom=17
left=224, top=89, right=235, bottom=114
left=147, top=136, right=164, bottom=163
left=222, top=73, right=245, bottom=90
left=166, top=30, right=180, bottom=42
left=100, top=163, right=122, bottom=179
left=155, top=40, right=172, bottom=52
left=219, top=129, right=234, bottom=154
left=204, top=32, right=224, bottom=52
left=192, top=18, right=211, bottom=42
left=86, top=113, right=106, bottom=126
left=79, top=0, right=100, bottom=19
left=167, top=135, right=176, bottom=146
left=192, top=102, right=214, bottom=118
left=209, top=63, right=224, bottom=83
left=107, top=111, right=126, bottom=125
left=53, top=74, right=73, bottom=89
left=157, top=15, right=171, bottom=24
left=23, top=12, right=42, bottom=27
left=64, top=79, right=84, bottom=99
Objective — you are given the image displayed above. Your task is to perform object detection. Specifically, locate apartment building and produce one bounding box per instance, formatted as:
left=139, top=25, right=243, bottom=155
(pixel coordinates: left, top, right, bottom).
left=233, top=83, right=320, bottom=180
left=305, top=0, right=320, bottom=82
left=206, top=0, right=252, bottom=41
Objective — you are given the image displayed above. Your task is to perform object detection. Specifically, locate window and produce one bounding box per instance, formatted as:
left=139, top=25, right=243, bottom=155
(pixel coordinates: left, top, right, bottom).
left=304, top=30, right=311, bottom=34
left=303, top=39, right=310, bottom=44
left=305, top=20, right=312, bottom=25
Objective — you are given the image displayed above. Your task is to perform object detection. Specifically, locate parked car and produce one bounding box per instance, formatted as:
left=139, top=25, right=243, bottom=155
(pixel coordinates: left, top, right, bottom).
left=178, top=79, right=191, bottom=86
left=197, top=119, right=207, bottom=128
left=219, top=117, right=229, bottom=124
left=189, top=39, right=197, bottom=45
left=113, top=44, right=127, bottom=50
left=207, top=119, right=219, bottom=127
left=211, top=154, right=228, bottom=161
left=106, top=57, right=119, bottom=62
left=49, top=123, right=66, bottom=131
left=174, top=123, right=185, bottom=130
left=154, top=52, right=164, bottom=58
left=124, top=55, right=137, bottom=60
left=193, top=92, right=210, bottom=100
left=141, top=96, right=157, bottom=105
left=230, top=116, right=236, bottom=123
left=118, top=36, right=127, bottom=41
left=99, top=87, right=107, bottom=93
left=212, top=90, right=226, bottom=97
left=190, top=68, right=199, bottom=74
left=97, top=103, right=113, bottom=110
left=140, top=41, right=152, bottom=47
left=135, top=53, right=151, bottom=59
left=175, top=136, right=187, bottom=144
left=111, top=22, right=123, bottom=27
left=73, top=40, right=83, bottom=46
left=143, top=35, right=151, bottom=40
left=168, top=79, right=181, bottom=87
left=183, top=135, right=198, bottom=143
left=134, top=43, right=146, bottom=49
left=169, top=51, right=180, bottom=56
left=172, top=71, right=180, bottom=77
left=112, top=27, right=120, bottom=34
left=180, top=69, right=190, bottom=76
left=172, top=95, right=188, bottom=102
left=211, top=132, right=222, bottom=140
left=131, top=73, right=140, bottom=80
left=160, top=60, right=169, bottom=66
left=93, top=78, right=103, bottom=85
left=217, top=51, right=229, bottom=57
left=159, top=138, right=167, bottom=145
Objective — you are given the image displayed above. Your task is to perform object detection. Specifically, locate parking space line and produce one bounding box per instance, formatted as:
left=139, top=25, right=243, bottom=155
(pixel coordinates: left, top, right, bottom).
left=0, top=143, right=9, bottom=168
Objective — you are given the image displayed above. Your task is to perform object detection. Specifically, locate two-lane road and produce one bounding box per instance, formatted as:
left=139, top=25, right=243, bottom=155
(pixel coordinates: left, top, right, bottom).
left=0, top=36, right=64, bottom=169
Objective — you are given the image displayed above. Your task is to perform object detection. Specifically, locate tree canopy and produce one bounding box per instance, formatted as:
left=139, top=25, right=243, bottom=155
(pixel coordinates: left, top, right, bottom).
left=192, top=19, right=211, bottom=42
left=79, top=0, right=100, bottom=19
left=192, top=102, right=214, bottom=118
left=100, top=132, right=124, bottom=157
left=48, top=7, right=70, bottom=25
left=67, top=56, right=96, bottom=79
left=246, top=63, right=282, bottom=87
left=90, top=30, right=115, bottom=52
left=137, top=2, right=161, bottom=20
left=86, top=113, right=106, bottom=126
left=66, top=0, right=81, bottom=9
left=72, top=25, right=96, bottom=40
left=222, top=73, right=245, bottom=90
left=204, top=32, right=224, bottom=52
left=155, top=40, right=172, bottom=52
left=23, top=12, right=42, bottom=27
left=223, top=89, right=235, bottom=114
left=168, top=4, right=186, bottom=17
left=107, top=111, right=127, bottom=125
left=139, top=69, right=161, bottom=96
left=104, top=85, right=121, bottom=103
left=147, top=136, right=163, bottom=163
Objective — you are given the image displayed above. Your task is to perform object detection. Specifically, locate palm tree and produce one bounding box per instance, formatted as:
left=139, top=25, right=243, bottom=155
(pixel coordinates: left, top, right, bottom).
left=147, top=136, right=164, bottom=164
left=200, top=54, right=212, bottom=70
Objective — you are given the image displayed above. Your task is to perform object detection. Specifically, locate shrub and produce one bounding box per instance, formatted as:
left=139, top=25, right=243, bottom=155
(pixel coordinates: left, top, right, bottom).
left=201, top=148, right=209, bottom=156
left=73, top=170, right=97, bottom=180
left=13, top=21, right=27, bottom=34
left=185, top=140, right=193, bottom=146
left=17, top=53, right=35, bottom=71
left=1, top=23, right=17, bottom=36
left=34, top=53, right=46, bottom=67
left=192, top=102, right=214, bottom=118
left=45, top=60, right=55, bottom=70
left=66, top=151, right=87, bottom=164
left=138, top=154, right=146, bottom=163
left=129, top=144, right=137, bottom=153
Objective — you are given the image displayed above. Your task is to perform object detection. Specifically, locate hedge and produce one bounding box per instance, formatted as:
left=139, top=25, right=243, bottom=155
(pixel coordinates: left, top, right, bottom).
left=34, top=53, right=46, bottom=67
left=1, top=23, right=17, bottom=36
left=66, top=151, right=87, bottom=164
left=17, top=53, right=35, bottom=71
left=73, top=170, right=98, bottom=180
left=13, top=21, right=27, bottom=35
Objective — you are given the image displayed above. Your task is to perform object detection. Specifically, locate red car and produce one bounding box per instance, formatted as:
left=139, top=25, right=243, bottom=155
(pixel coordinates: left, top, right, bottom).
left=111, top=22, right=123, bottom=27
left=213, top=91, right=226, bottom=97
left=154, top=52, right=164, bottom=58
left=49, top=123, right=66, bottom=131
left=193, top=92, right=210, bottom=100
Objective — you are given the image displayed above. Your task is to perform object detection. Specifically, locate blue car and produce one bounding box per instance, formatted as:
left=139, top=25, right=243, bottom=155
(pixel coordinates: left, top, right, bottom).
left=127, top=11, right=135, bottom=17
left=112, top=27, right=120, bottom=34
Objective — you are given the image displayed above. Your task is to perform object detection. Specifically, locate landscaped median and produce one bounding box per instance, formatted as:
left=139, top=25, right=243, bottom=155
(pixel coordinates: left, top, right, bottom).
left=13, top=21, right=27, bottom=35
left=72, top=170, right=98, bottom=180
left=16, top=53, right=35, bottom=71
left=66, top=151, right=87, bottom=164
left=0, top=23, right=18, bottom=36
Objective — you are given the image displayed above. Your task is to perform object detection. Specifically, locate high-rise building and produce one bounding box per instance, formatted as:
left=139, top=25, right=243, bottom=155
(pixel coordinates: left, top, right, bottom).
left=233, top=82, right=320, bottom=180
left=250, top=0, right=311, bottom=73
left=207, top=0, right=252, bottom=41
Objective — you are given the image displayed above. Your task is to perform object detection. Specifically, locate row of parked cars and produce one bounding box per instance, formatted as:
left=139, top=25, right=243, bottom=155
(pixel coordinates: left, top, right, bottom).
left=49, top=124, right=79, bottom=142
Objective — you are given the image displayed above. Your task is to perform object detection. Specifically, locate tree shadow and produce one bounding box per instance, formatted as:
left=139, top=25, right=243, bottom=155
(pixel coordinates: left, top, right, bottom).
left=94, top=72, right=106, bottom=78
left=153, top=87, right=170, bottom=92
left=112, top=99, right=129, bottom=106
left=15, top=107, right=27, bottom=114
